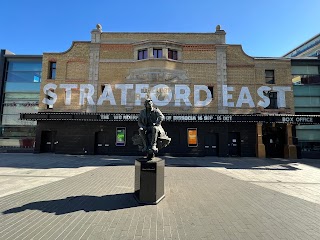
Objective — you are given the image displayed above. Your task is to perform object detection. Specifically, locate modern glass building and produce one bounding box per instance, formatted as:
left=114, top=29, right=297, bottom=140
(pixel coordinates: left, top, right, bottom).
left=282, top=33, right=320, bottom=158
left=291, top=58, right=320, bottom=158
left=0, top=50, right=42, bottom=151
left=283, top=34, right=320, bottom=58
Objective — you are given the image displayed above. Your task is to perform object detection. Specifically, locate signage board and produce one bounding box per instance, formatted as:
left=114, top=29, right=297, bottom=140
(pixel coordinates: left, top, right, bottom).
left=116, top=127, right=126, bottom=146
left=188, top=128, right=198, bottom=147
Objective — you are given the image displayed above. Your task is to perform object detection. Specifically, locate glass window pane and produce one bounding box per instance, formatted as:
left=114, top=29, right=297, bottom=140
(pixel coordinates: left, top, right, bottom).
left=1, top=114, right=37, bottom=126
left=51, top=69, right=56, bottom=79
left=4, top=92, right=39, bottom=100
left=169, top=49, right=178, bottom=60
left=48, top=62, right=56, bottom=79
left=6, top=71, right=42, bottom=82
left=294, top=85, right=320, bottom=96
left=2, top=100, right=39, bottom=115
left=8, top=62, right=42, bottom=71
left=265, top=70, right=274, bottom=77
left=143, top=50, right=148, bottom=59
left=0, top=126, right=37, bottom=138
left=153, top=49, right=162, bottom=58
left=292, top=66, right=318, bottom=75
left=173, top=51, right=177, bottom=60
left=294, top=96, right=320, bottom=106
left=297, top=129, right=320, bottom=141
left=5, top=82, right=41, bottom=92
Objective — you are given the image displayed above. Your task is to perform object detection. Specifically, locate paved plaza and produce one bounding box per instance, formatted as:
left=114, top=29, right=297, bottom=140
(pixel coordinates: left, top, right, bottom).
left=0, top=153, right=320, bottom=240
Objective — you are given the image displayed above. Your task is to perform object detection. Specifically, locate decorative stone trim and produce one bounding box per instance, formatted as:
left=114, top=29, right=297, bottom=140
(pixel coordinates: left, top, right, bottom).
left=126, top=68, right=190, bottom=83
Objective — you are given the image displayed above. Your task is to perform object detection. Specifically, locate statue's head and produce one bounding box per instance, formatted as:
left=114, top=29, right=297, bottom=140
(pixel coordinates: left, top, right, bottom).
left=144, top=98, right=153, bottom=109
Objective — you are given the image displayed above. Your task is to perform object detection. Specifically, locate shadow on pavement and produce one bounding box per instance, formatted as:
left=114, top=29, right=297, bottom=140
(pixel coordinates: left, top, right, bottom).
left=2, top=193, right=140, bottom=215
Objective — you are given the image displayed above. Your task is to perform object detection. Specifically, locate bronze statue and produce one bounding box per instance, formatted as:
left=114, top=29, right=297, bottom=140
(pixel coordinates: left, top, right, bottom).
left=133, top=99, right=171, bottom=159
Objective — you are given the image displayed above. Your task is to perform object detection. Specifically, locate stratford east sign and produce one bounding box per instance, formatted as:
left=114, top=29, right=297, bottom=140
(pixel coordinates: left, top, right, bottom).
left=42, top=83, right=291, bottom=108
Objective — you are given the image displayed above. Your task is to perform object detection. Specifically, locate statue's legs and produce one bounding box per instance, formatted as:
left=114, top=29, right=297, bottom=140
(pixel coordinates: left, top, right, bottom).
left=151, top=127, right=159, bottom=152
left=138, top=128, right=148, bottom=152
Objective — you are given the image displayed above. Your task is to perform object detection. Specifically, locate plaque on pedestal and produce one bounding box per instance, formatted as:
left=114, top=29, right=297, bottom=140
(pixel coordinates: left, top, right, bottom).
left=134, top=157, right=165, bottom=204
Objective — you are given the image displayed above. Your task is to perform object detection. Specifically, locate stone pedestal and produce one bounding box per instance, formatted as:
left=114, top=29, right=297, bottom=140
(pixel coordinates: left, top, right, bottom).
left=134, top=157, right=165, bottom=204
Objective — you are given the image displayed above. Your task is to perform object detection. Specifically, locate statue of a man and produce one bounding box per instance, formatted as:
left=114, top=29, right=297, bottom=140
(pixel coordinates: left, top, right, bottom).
left=138, top=99, right=168, bottom=154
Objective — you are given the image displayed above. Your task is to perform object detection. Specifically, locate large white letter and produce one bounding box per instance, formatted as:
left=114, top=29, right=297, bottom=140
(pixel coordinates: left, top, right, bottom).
left=257, top=86, right=271, bottom=108
left=175, top=85, right=192, bottom=106
left=60, top=84, right=77, bottom=105
left=194, top=85, right=212, bottom=107
left=97, top=84, right=116, bottom=105
left=236, top=87, right=255, bottom=108
left=272, top=86, right=291, bottom=108
left=222, top=85, right=234, bottom=107
left=42, top=83, right=57, bottom=105
left=150, top=84, right=172, bottom=106
left=79, top=84, right=95, bottom=105
left=115, top=84, right=133, bottom=105
left=135, top=84, right=149, bottom=106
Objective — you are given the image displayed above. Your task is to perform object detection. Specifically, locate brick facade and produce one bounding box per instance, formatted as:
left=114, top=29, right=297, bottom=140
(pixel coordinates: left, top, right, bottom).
left=39, top=27, right=293, bottom=115
left=34, top=25, right=297, bottom=157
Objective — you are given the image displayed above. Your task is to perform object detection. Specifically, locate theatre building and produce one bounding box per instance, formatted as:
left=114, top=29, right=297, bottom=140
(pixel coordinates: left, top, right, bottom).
left=21, top=24, right=319, bottom=158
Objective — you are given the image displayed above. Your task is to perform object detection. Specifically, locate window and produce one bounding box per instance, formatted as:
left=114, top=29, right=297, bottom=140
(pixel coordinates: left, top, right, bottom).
left=265, top=70, right=275, bottom=84
left=6, top=61, right=42, bottom=83
left=49, top=62, right=56, bottom=79
left=138, top=49, right=148, bottom=60
left=291, top=66, right=320, bottom=85
left=153, top=48, right=162, bottom=58
left=266, top=91, right=278, bottom=109
left=168, top=49, right=178, bottom=60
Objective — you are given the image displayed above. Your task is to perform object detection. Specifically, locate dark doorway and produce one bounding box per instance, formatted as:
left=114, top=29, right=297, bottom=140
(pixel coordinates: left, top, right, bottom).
left=40, top=131, right=57, bottom=153
left=263, top=123, right=285, bottom=158
left=95, top=131, right=111, bottom=155
left=162, top=126, right=180, bottom=155
left=228, top=132, right=241, bottom=157
left=204, top=133, right=219, bottom=156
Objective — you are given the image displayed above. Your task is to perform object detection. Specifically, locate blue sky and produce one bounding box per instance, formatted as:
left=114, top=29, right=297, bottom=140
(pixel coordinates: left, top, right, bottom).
left=1, top=0, right=319, bottom=57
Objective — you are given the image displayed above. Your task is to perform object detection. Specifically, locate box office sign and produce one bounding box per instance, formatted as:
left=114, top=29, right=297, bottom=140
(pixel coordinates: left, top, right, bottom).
left=42, top=83, right=292, bottom=108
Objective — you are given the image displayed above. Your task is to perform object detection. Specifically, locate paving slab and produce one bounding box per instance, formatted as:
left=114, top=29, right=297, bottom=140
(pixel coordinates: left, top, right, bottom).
left=0, top=153, right=319, bottom=240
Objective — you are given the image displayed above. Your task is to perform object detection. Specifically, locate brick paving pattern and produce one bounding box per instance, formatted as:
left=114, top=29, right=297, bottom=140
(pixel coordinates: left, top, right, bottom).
left=0, top=154, right=319, bottom=239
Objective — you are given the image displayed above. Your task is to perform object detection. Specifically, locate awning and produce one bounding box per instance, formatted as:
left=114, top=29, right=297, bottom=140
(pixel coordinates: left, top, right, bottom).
left=20, top=112, right=320, bottom=125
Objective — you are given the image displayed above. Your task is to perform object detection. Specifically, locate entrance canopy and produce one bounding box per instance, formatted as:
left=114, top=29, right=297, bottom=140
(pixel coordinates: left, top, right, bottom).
left=21, top=112, right=320, bottom=125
